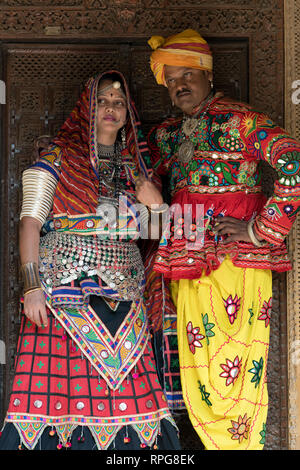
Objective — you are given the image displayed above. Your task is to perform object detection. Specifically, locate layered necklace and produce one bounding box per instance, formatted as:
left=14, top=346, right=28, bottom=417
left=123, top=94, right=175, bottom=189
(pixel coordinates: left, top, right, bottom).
left=178, top=92, right=215, bottom=164
left=97, top=141, right=124, bottom=208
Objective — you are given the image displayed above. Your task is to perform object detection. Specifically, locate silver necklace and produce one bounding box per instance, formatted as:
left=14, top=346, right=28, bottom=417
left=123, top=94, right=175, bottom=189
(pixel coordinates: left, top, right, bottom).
left=97, top=143, right=115, bottom=159
left=97, top=142, right=123, bottom=211
left=178, top=92, right=214, bottom=164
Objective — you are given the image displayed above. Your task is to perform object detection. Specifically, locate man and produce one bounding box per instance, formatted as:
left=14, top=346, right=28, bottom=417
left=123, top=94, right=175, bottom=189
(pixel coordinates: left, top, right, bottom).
left=137, top=29, right=300, bottom=450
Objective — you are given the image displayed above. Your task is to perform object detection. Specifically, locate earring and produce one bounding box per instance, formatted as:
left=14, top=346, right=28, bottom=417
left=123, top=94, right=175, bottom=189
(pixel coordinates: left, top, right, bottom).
left=210, top=81, right=214, bottom=90
left=121, top=126, right=126, bottom=149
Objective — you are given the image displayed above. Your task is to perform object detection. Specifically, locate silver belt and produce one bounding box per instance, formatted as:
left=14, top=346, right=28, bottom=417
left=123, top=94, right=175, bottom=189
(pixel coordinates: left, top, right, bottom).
left=39, top=231, right=145, bottom=300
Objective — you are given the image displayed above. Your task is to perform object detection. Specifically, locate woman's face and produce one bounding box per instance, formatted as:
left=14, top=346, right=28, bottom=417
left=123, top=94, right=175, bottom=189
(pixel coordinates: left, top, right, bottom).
left=97, top=79, right=127, bottom=140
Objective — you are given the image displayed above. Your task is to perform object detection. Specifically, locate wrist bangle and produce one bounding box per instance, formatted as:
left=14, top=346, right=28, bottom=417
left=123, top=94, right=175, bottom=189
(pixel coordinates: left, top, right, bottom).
left=247, top=219, right=266, bottom=247
left=24, top=287, right=42, bottom=296
left=148, top=203, right=169, bottom=214
left=21, top=262, right=41, bottom=292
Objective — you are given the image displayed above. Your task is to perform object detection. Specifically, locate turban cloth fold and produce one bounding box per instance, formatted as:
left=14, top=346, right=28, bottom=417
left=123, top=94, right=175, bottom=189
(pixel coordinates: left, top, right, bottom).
left=148, top=29, right=213, bottom=86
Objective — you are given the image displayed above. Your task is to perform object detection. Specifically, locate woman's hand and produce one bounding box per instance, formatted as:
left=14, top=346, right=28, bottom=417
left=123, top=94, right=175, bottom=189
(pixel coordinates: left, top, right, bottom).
left=31, top=135, right=52, bottom=164
left=135, top=174, right=164, bottom=208
left=23, top=289, right=48, bottom=328
left=214, top=216, right=252, bottom=245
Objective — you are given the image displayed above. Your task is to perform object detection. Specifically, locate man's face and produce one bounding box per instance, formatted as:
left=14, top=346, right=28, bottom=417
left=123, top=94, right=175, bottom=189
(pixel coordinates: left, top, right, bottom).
left=164, top=65, right=212, bottom=115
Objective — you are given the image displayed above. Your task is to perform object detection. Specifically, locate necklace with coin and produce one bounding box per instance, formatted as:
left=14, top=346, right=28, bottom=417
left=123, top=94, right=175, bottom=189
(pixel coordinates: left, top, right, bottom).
left=178, top=92, right=214, bottom=164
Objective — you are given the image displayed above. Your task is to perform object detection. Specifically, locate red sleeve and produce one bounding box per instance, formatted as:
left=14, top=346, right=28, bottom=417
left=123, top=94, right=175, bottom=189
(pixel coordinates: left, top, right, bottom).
left=239, top=111, right=300, bottom=244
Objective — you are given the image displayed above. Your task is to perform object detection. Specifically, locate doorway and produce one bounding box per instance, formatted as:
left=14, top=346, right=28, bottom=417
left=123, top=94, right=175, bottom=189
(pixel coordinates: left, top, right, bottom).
left=0, top=39, right=287, bottom=449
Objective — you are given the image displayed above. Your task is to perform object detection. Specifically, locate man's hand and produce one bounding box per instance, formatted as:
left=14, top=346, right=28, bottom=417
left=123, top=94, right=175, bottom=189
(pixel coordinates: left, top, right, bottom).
left=214, top=216, right=252, bottom=245
left=135, top=174, right=164, bottom=208
left=23, top=289, right=48, bottom=328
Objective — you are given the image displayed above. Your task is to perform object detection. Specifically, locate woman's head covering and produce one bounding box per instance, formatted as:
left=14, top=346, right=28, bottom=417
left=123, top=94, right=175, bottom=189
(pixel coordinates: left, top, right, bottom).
left=54, top=71, right=150, bottom=178
left=148, top=29, right=213, bottom=86
left=52, top=71, right=151, bottom=215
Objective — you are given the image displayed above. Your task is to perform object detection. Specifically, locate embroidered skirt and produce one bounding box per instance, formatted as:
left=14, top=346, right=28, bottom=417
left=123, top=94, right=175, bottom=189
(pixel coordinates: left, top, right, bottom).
left=0, top=295, right=180, bottom=450
left=169, top=257, right=271, bottom=450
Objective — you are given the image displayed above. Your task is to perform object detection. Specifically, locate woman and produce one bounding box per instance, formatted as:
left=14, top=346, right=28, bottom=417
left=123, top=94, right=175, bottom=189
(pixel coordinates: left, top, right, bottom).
left=0, top=71, right=180, bottom=450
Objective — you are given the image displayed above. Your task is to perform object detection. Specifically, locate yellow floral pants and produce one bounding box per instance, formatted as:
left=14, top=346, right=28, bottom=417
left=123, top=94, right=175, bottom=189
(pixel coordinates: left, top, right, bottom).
left=170, top=258, right=272, bottom=450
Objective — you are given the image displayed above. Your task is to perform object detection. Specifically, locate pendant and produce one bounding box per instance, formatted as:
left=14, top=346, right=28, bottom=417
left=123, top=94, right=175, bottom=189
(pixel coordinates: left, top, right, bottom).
left=178, top=139, right=195, bottom=163
left=182, top=117, right=199, bottom=136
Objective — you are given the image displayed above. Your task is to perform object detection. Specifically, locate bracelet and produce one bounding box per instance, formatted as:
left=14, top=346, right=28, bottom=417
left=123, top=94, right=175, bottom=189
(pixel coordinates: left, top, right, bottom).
left=148, top=203, right=169, bottom=214
left=21, top=262, right=41, bottom=293
left=20, top=168, right=58, bottom=226
left=23, top=287, right=43, bottom=296
left=247, top=219, right=266, bottom=247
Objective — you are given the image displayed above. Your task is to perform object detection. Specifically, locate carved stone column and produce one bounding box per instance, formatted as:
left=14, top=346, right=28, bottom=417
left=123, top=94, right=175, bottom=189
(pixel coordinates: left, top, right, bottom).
left=284, top=0, right=300, bottom=450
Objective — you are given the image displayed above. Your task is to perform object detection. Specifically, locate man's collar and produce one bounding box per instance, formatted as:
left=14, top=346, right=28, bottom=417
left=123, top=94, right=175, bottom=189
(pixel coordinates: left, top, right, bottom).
left=188, top=91, right=224, bottom=117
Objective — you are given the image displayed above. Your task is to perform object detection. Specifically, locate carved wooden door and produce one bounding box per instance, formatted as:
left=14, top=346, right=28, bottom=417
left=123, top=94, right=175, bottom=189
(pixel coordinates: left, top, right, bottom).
left=1, top=41, right=287, bottom=449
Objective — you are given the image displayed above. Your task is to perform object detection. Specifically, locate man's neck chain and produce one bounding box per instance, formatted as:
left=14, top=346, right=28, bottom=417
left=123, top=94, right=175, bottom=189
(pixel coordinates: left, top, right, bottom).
left=178, top=92, right=214, bottom=164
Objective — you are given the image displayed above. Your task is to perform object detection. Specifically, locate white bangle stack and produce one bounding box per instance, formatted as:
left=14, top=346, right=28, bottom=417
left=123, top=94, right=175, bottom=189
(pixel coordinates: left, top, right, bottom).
left=20, top=168, right=58, bottom=226
left=148, top=203, right=169, bottom=214
left=247, top=219, right=266, bottom=247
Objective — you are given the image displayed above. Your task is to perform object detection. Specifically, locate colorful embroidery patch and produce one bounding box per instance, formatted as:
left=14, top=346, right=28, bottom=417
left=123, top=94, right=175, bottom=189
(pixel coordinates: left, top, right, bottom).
left=201, top=313, right=215, bottom=345
left=186, top=321, right=205, bottom=354
left=258, top=298, right=272, bottom=327
left=228, top=414, right=251, bottom=443
left=248, top=357, right=264, bottom=388
left=223, top=294, right=241, bottom=325
left=219, top=356, right=242, bottom=386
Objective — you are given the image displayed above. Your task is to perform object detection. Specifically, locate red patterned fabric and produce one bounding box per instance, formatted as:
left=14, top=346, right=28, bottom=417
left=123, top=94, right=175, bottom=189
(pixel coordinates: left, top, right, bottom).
left=143, top=246, right=176, bottom=333
left=52, top=71, right=152, bottom=217
left=4, top=302, right=173, bottom=450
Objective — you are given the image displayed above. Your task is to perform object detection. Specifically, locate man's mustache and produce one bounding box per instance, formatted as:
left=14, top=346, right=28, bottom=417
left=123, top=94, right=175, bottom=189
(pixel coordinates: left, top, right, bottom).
left=176, top=88, right=191, bottom=97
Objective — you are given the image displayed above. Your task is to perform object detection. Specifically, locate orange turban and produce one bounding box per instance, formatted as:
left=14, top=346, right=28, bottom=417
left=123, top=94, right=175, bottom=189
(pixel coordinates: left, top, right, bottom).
left=148, top=29, right=213, bottom=86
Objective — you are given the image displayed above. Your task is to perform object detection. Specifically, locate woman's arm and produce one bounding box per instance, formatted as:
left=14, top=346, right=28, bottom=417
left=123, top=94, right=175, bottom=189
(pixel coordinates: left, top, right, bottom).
left=19, top=216, right=48, bottom=328
left=19, top=145, right=61, bottom=327
left=135, top=174, right=169, bottom=239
